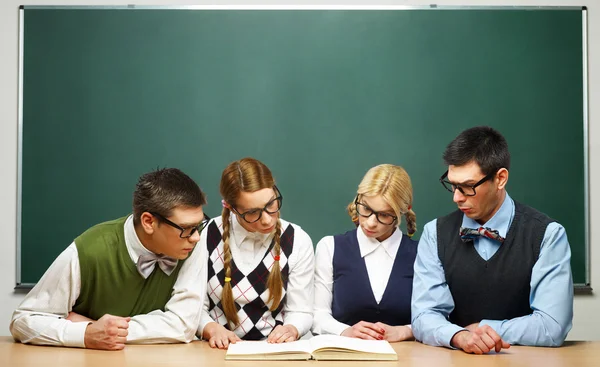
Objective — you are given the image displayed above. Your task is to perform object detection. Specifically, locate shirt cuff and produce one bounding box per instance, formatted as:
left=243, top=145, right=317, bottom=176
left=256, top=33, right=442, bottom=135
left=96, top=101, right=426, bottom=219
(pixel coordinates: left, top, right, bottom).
left=479, top=319, right=503, bottom=334
left=439, top=324, right=467, bottom=349
left=328, top=320, right=351, bottom=336
left=284, top=313, right=312, bottom=338
left=197, top=314, right=217, bottom=340
left=64, top=321, right=91, bottom=348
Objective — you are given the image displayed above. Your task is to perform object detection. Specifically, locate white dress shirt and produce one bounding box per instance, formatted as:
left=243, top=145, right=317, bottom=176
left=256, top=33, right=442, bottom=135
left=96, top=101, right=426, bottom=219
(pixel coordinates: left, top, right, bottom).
left=312, top=227, right=408, bottom=336
left=198, top=215, right=314, bottom=338
left=10, top=215, right=208, bottom=347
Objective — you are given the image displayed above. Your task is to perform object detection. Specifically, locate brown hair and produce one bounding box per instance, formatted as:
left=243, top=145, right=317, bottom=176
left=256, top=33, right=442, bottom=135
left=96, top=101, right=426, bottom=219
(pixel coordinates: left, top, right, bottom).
left=347, top=164, right=416, bottom=237
left=132, top=168, right=206, bottom=226
left=219, top=157, right=283, bottom=329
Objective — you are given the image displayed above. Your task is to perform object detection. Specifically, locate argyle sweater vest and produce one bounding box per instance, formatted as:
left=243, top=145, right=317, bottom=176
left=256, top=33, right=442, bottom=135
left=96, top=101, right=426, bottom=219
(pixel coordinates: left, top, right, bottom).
left=206, top=220, right=295, bottom=340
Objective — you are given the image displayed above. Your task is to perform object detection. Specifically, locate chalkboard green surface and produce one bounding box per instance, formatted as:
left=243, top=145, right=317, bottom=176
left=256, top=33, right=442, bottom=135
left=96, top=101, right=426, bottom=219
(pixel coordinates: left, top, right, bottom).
left=19, top=7, right=588, bottom=287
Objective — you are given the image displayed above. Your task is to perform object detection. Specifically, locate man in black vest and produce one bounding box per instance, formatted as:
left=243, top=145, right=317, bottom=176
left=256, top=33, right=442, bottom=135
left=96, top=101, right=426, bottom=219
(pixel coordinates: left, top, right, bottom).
left=411, top=126, right=573, bottom=354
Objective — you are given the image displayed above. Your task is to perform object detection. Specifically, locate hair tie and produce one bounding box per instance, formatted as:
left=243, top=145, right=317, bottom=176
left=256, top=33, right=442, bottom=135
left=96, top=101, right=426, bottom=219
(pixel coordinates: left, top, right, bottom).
left=221, top=200, right=230, bottom=209
left=407, top=205, right=412, bottom=211
left=274, top=255, right=280, bottom=261
left=407, top=232, right=415, bottom=238
left=224, top=277, right=231, bottom=283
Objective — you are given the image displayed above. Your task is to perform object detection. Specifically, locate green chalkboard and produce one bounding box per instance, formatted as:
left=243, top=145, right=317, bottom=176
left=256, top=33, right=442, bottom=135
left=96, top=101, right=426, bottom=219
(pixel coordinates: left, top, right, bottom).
left=18, top=7, right=588, bottom=287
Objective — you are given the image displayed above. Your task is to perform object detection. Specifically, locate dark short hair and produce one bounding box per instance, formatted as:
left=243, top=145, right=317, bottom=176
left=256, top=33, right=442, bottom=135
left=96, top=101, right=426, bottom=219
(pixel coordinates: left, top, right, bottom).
left=132, top=168, right=206, bottom=225
left=443, top=126, right=510, bottom=175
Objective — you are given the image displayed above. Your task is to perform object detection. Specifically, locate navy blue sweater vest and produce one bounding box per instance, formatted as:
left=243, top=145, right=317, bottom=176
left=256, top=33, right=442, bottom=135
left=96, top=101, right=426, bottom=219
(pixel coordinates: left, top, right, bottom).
left=331, top=229, right=417, bottom=326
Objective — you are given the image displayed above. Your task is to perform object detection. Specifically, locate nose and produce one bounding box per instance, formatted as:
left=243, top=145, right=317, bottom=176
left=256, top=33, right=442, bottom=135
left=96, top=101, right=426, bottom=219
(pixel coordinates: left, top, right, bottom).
left=366, top=214, right=378, bottom=227
left=188, top=229, right=201, bottom=243
left=260, top=210, right=273, bottom=226
left=453, top=188, right=466, bottom=204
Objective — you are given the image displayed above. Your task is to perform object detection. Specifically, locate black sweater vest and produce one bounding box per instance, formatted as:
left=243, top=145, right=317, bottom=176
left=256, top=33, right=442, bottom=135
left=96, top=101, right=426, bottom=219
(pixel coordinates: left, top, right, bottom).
left=436, top=202, right=551, bottom=327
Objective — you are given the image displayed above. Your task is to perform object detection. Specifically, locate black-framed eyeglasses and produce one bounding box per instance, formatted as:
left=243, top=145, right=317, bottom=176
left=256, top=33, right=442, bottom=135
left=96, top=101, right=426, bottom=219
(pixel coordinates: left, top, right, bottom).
left=354, top=196, right=398, bottom=225
left=231, top=186, right=283, bottom=224
left=439, top=170, right=496, bottom=197
left=151, top=212, right=209, bottom=238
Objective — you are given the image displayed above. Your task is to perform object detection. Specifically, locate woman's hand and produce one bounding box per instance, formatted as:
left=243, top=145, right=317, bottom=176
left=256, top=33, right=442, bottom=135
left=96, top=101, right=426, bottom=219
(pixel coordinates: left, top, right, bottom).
left=267, top=324, right=299, bottom=343
left=341, top=321, right=385, bottom=340
left=375, top=322, right=413, bottom=342
left=202, top=322, right=241, bottom=349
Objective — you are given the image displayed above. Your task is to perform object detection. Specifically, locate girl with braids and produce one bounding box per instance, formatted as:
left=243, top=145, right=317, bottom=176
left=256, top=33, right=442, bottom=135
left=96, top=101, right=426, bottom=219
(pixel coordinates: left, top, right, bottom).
left=312, top=164, right=418, bottom=342
left=198, top=157, right=314, bottom=349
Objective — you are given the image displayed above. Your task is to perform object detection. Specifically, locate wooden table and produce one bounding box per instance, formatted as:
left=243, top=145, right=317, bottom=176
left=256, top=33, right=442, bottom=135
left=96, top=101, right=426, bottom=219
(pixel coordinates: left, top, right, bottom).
left=1, top=337, right=598, bottom=366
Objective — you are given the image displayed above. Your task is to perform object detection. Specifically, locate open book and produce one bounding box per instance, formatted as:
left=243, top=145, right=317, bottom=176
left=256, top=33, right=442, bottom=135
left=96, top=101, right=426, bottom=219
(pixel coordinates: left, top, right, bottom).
left=225, top=334, right=398, bottom=361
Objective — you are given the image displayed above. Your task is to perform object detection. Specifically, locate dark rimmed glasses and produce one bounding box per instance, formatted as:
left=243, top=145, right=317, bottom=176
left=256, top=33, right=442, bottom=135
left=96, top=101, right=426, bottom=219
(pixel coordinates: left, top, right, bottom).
left=231, top=186, right=283, bottom=223
left=151, top=212, right=209, bottom=238
left=354, top=197, right=398, bottom=225
left=439, top=170, right=495, bottom=197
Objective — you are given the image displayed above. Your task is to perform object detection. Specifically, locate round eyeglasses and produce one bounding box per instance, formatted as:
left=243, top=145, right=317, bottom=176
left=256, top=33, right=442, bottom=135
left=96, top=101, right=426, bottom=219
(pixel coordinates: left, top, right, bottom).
left=354, top=197, right=397, bottom=225
left=231, top=186, right=283, bottom=223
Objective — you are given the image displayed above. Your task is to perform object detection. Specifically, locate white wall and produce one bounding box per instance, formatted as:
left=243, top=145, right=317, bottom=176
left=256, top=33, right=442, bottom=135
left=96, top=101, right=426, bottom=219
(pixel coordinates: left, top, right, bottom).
left=1, top=0, right=598, bottom=340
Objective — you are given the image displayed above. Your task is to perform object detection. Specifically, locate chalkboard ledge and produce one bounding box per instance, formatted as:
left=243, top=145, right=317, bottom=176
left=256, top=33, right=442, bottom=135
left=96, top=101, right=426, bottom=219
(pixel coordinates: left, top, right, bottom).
left=574, top=285, right=593, bottom=295
left=14, top=283, right=35, bottom=293
left=14, top=283, right=594, bottom=294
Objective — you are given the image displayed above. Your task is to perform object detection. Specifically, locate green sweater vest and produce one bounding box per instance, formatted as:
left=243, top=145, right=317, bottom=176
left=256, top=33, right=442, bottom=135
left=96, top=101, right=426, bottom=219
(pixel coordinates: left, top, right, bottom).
left=72, top=216, right=185, bottom=320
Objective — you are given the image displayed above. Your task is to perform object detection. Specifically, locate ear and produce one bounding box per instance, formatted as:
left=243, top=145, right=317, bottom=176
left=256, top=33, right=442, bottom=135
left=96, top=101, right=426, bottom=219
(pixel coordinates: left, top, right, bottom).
left=139, top=212, right=156, bottom=235
left=496, top=168, right=509, bottom=190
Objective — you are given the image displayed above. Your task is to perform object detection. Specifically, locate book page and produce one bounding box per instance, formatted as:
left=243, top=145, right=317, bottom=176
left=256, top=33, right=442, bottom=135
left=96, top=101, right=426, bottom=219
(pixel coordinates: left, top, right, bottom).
left=308, top=335, right=396, bottom=355
left=226, top=340, right=313, bottom=356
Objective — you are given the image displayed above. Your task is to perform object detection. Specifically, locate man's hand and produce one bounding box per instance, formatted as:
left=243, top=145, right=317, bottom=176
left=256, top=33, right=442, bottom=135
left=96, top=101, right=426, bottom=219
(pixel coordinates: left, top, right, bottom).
left=451, top=325, right=511, bottom=354
left=374, top=322, right=413, bottom=342
left=202, top=322, right=241, bottom=349
left=84, top=314, right=130, bottom=350
left=341, top=321, right=385, bottom=340
left=66, top=312, right=94, bottom=323
left=464, top=322, right=479, bottom=332
left=267, top=324, right=299, bottom=343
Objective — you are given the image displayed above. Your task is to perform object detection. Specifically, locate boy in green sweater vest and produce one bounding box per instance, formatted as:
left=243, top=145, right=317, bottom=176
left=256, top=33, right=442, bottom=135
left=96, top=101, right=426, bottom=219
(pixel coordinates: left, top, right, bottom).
left=10, top=168, right=208, bottom=350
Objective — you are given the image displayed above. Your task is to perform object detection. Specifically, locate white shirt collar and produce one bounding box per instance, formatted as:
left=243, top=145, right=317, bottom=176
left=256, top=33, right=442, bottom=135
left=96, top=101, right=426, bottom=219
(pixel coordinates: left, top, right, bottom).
left=230, top=213, right=274, bottom=248
left=124, top=214, right=156, bottom=264
left=356, top=226, right=403, bottom=258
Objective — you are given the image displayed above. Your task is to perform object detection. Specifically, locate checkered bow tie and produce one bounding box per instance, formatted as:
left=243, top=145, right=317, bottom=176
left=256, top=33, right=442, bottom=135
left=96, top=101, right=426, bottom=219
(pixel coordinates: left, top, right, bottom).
left=459, top=226, right=505, bottom=243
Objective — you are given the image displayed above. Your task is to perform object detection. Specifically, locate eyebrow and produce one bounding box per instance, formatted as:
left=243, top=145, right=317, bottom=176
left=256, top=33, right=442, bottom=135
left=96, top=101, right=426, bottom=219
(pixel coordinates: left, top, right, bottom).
left=177, top=217, right=206, bottom=228
left=237, top=195, right=277, bottom=212
left=359, top=201, right=395, bottom=215
left=446, top=178, right=478, bottom=186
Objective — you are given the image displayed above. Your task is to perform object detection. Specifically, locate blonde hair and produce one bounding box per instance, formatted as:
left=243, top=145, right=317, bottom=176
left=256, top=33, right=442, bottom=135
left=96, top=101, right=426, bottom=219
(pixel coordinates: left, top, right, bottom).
left=347, top=164, right=417, bottom=237
left=219, top=157, right=284, bottom=329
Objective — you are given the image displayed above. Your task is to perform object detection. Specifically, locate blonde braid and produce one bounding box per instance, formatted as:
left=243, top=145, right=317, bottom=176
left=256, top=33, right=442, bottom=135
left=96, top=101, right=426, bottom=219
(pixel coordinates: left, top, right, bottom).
left=220, top=208, right=239, bottom=328
left=405, top=208, right=417, bottom=238
left=346, top=195, right=359, bottom=225
left=266, top=219, right=284, bottom=311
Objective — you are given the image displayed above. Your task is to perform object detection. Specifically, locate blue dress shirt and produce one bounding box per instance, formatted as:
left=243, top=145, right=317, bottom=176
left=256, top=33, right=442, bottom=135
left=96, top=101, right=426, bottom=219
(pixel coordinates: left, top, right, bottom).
left=411, top=193, right=573, bottom=347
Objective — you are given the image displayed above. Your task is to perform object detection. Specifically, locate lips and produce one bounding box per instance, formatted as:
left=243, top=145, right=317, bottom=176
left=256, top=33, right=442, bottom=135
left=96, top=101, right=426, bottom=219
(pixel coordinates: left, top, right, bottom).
left=363, top=228, right=377, bottom=236
left=260, top=225, right=275, bottom=233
